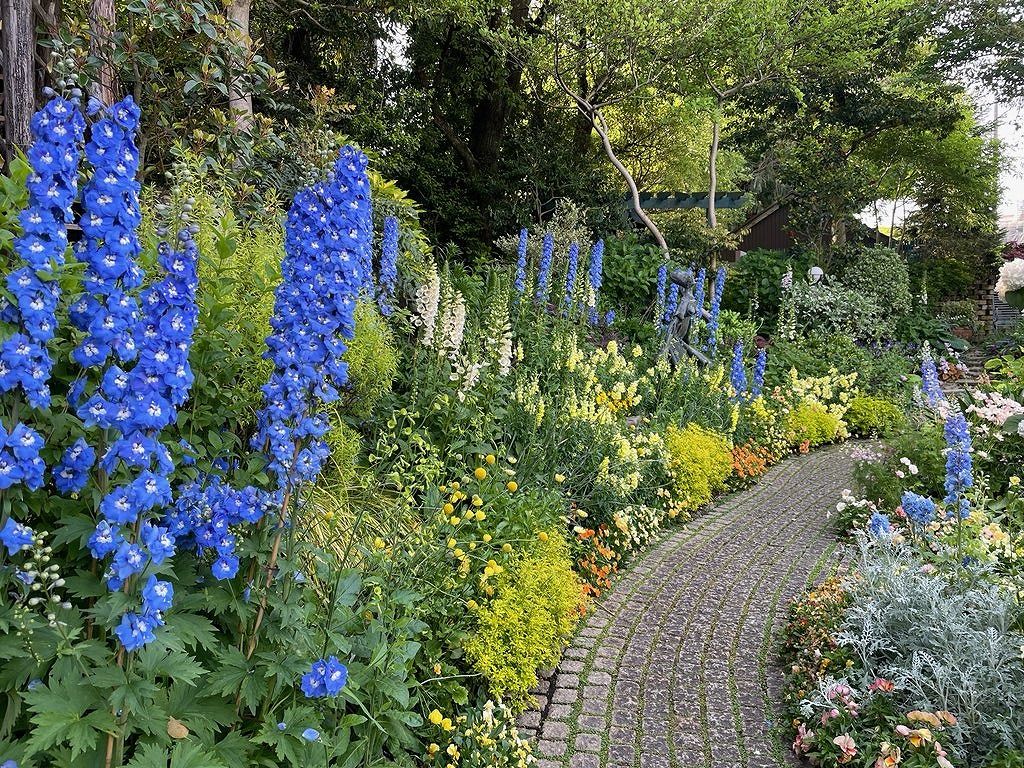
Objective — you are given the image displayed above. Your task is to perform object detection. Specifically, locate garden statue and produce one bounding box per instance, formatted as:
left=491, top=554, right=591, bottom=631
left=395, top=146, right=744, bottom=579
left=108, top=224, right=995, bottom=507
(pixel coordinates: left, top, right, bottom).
left=807, top=265, right=825, bottom=286
left=662, top=268, right=712, bottom=367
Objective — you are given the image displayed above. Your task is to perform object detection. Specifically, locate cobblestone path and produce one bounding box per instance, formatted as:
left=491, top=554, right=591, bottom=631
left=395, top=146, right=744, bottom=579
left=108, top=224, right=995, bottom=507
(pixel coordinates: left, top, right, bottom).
left=518, top=445, right=860, bottom=768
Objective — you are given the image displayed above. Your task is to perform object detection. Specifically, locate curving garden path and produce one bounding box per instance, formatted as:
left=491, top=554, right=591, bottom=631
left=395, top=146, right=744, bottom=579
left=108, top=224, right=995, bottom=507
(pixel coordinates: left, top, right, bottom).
left=517, top=445, right=860, bottom=768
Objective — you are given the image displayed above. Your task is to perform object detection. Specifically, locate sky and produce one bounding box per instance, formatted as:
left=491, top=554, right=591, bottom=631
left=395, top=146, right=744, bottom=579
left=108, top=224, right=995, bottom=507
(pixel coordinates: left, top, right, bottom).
left=998, top=102, right=1024, bottom=215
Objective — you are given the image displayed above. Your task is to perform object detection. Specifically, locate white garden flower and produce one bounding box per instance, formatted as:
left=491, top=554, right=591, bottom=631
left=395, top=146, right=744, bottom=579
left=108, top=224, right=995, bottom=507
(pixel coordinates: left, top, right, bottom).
left=995, top=259, right=1024, bottom=300
left=413, top=263, right=440, bottom=347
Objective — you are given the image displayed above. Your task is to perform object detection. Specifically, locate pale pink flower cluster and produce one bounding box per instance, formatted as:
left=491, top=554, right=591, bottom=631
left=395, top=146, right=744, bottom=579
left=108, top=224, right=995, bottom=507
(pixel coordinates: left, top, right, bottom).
left=967, top=389, right=1024, bottom=427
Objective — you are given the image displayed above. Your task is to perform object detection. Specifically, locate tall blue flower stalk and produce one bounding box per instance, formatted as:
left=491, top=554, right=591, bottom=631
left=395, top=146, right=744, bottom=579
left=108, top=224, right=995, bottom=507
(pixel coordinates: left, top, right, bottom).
left=920, top=349, right=946, bottom=408
left=0, top=96, right=83, bottom=504
left=83, top=229, right=200, bottom=650
left=378, top=215, right=398, bottom=317
left=751, top=348, right=767, bottom=396
left=587, top=239, right=603, bottom=325
left=254, top=146, right=370, bottom=491
left=514, top=228, right=528, bottom=297
left=730, top=341, right=747, bottom=396
left=70, top=96, right=143, bottom=371
left=655, top=263, right=668, bottom=327
left=562, top=242, right=579, bottom=313
left=535, top=232, right=554, bottom=305
left=943, top=412, right=973, bottom=520
left=663, top=283, right=679, bottom=327
left=693, top=267, right=707, bottom=322
left=1, top=96, right=84, bottom=417
left=705, top=266, right=726, bottom=355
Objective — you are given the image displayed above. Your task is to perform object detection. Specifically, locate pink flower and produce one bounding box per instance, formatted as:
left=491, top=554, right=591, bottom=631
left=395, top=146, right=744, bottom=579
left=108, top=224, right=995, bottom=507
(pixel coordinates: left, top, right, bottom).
left=793, top=723, right=815, bottom=754
left=821, top=708, right=840, bottom=725
left=833, top=734, right=857, bottom=763
left=895, top=725, right=911, bottom=737
left=868, top=678, right=895, bottom=693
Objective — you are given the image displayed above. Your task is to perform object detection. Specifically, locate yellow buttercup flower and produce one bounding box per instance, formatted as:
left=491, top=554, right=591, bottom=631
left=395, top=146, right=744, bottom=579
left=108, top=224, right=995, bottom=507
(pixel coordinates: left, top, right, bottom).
left=474, top=467, right=487, bottom=480
left=482, top=533, right=492, bottom=542
left=537, top=531, right=549, bottom=542
left=502, top=543, right=512, bottom=552
left=429, top=709, right=443, bottom=725
left=485, top=454, right=496, bottom=465
left=506, top=481, right=518, bottom=492
left=443, top=502, right=455, bottom=515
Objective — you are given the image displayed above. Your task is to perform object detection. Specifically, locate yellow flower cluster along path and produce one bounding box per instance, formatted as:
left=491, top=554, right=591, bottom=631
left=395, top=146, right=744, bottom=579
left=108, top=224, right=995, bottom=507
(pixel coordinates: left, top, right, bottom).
left=518, top=445, right=860, bottom=768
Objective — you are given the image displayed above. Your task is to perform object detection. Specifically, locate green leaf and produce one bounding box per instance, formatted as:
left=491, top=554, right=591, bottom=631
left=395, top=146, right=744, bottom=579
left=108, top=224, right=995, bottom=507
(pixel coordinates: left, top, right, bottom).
left=126, top=740, right=228, bottom=768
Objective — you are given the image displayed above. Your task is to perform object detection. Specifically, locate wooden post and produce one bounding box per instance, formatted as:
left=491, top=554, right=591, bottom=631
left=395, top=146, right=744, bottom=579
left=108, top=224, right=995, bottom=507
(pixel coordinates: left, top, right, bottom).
left=1, top=0, right=35, bottom=163
left=89, top=0, right=117, bottom=105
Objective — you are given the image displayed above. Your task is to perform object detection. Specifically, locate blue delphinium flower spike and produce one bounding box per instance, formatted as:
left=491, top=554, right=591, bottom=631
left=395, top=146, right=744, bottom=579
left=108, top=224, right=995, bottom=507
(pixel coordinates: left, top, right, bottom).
left=730, top=341, right=747, bottom=396
left=587, top=240, right=603, bottom=325
left=378, top=215, right=398, bottom=316
left=536, top=232, right=554, bottom=305
left=514, top=228, right=528, bottom=296
left=563, top=242, right=579, bottom=313
left=751, top=348, right=767, bottom=396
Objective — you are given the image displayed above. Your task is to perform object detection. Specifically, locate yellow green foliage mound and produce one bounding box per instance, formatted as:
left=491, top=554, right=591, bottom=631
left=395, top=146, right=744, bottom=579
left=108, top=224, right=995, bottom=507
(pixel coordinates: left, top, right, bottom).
left=342, top=302, right=399, bottom=417
left=843, top=395, right=906, bottom=437
left=785, top=401, right=842, bottom=449
left=464, top=532, right=587, bottom=709
left=663, top=424, right=733, bottom=513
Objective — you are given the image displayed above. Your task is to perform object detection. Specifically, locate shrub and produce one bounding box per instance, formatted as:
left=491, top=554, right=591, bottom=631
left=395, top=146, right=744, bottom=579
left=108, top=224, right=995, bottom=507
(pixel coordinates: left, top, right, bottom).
left=838, top=246, right=912, bottom=318
left=722, top=248, right=813, bottom=328
left=854, top=422, right=947, bottom=509
left=836, top=541, right=1024, bottom=757
left=663, top=423, right=734, bottom=511
left=342, top=301, right=400, bottom=418
left=463, top=532, right=587, bottom=709
left=843, top=395, right=906, bottom=437
left=765, top=333, right=912, bottom=397
left=790, top=282, right=890, bottom=340
left=785, top=401, right=841, bottom=449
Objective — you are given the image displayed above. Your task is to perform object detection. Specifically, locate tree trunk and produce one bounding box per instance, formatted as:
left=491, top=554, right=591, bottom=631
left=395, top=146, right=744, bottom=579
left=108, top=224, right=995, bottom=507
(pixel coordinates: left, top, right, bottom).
left=708, top=105, right=721, bottom=230
left=226, top=0, right=253, bottom=129
left=2, top=0, right=35, bottom=163
left=592, top=109, right=668, bottom=257
left=89, top=0, right=118, bottom=105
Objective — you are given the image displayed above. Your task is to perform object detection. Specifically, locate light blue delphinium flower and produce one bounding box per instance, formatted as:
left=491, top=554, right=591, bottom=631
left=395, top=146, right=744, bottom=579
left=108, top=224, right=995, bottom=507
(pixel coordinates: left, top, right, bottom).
left=535, top=232, right=554, bottom=305
left=751, top=348, right=767, bottom=396
left=514, top=228, right=528, bottom=296
left=587, top=239, right=604, bottom=325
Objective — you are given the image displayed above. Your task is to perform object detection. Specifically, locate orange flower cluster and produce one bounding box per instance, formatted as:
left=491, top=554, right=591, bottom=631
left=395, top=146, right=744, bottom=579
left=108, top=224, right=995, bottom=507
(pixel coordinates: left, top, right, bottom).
left=576, top=524, right=620, bottom=598
left=732, top=442, right=772, bottom=480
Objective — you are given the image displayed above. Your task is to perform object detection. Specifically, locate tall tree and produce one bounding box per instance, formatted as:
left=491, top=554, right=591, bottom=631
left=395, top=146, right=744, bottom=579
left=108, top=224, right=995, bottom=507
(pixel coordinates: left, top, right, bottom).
left=1, top=0, right=35, bottom=159
left=545, top=0, right=706, bottom=255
